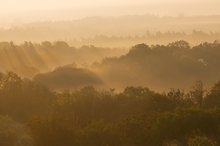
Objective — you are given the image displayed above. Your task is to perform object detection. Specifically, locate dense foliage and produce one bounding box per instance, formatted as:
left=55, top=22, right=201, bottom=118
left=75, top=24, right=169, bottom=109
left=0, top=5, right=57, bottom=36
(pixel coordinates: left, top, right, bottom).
left=1, top=72, right=220, bottom=145
left=95, top=40, right=220, bottom=90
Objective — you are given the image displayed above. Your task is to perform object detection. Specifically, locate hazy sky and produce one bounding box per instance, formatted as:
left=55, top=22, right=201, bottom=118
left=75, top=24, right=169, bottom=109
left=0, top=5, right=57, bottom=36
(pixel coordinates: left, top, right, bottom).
left=1, top=0, right=220, bottom=11
left=0, top=0, right=220, bottom=27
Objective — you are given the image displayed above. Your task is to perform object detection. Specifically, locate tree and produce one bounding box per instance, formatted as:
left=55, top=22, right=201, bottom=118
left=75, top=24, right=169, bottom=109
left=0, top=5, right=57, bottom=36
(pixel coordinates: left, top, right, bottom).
left=0, top=116, right=33, bottom=146
left=188, top=81, right=205, bottom=107
left=168, top=40, right=190, bottom=49
left=188, top=136, right=217, bottom=146
left=204, top=81, right=220, bottom=107
left=0, top=72, right=22, bottom=91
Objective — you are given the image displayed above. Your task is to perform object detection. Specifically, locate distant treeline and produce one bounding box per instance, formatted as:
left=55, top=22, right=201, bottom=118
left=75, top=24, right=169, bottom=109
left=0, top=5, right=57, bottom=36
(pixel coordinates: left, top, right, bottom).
left=69, top=30, right=220, bottom=47
left=0, top=30, right=220, bottom=48
left=1, top=72, right=220, bottom=146
left=0, top=14, right=220, bottom=47
left=0, top=41, right=125, bottom=77
left=1, top=40, right=220, bottom=91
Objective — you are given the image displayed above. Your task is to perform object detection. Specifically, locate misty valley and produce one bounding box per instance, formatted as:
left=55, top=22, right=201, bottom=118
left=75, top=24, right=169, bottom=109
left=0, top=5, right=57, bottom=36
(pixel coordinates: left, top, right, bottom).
left=0, top=40, right=220, bottom=146
left=0, top=1, right=220, bottom=145
left=1, top=40, right=220, bottom=91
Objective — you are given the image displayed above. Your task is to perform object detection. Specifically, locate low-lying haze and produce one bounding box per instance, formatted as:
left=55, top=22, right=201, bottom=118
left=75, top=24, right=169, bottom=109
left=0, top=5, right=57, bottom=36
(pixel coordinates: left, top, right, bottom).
left=0, top=0, right=220, bottom=28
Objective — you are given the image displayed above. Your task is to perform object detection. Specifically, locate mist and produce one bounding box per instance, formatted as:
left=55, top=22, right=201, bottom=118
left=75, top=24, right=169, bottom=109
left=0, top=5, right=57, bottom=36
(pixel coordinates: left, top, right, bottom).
left=1, top=0, right=220, bottom=27
left=1, top=0, right=220, bottom=146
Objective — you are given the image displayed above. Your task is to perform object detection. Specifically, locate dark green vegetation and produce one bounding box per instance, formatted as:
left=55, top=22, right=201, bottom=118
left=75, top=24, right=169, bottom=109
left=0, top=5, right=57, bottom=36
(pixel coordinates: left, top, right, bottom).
left=1, top=71, right=220, bottom=146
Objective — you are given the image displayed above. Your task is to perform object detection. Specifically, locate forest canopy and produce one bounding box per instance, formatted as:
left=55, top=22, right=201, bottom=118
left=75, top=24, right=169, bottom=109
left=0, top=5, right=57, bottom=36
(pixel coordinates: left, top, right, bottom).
left=1, top=0, right=220, bottom=145
left=1, top=40, right=220, bottom=145
left=1, top=40, right=220, bottom=91
left=0, top=71, right=220, bottom=145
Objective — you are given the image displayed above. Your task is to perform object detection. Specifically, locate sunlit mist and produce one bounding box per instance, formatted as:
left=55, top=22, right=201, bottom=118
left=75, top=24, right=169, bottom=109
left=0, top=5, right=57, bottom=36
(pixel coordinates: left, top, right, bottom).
left=0, top=0, right=220, bottom=27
